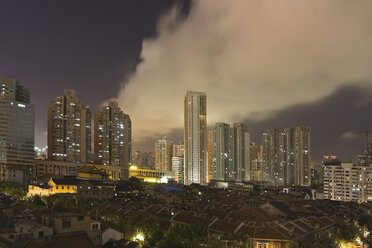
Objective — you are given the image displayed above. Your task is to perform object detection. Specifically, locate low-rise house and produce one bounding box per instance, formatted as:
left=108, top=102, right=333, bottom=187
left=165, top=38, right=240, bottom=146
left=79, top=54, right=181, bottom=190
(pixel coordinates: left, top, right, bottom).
left=42, top=212, right=101, bottom=247
left=27, top=185, right=53, bottom=197
left=77, top=180, right=114, bottom=200
left=11, top=221, right=53, bottom=247
left=208, top=215, right=336, bottom=248
left=171, top=213, right=215, bottom=229
left=208, top=220, right=244, bottom=240
left=27, top=171, right=114, bottom=200
left=102, top=227, right=123, bottom=246
left=259, top=201, right=298, bottom=219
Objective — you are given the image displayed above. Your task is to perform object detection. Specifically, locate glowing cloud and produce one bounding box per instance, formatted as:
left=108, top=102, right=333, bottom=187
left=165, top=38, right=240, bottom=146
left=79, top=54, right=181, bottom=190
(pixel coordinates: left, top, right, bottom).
left=117, top=0, right=372, bottom=148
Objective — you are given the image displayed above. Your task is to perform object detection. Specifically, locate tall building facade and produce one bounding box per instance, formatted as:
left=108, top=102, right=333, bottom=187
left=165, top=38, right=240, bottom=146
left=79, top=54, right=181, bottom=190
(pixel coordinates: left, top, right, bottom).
left=212, top=123, right=230, bottom=181
left=0, top=76, right=34, bottom=180
left=230, top=123, right=250, bottom=181
left=155, top=137, right=173, bottom=171
left=172, top=156, right=184, bottom=184
left=261, top=133, right=271, bottom=183
left=207, top=130, right=213, bottom=183
left=293, top=126, right=311, bottom=186
left=132, top=151, right=155, bottom=169
left=211, top=123, right=250, bottom=182
left=173, top=144, right=184, bottom=157
left=250, top=142, right=261, bottom=181
left=94, top=100, right=131, bottom=178
left=323, top=162, right=372, bottom=202
left=262, top=126, right=311, bottom=186
left=184, top=91, right=207, bottom=185
left=48, top=89, right=91, bottom=163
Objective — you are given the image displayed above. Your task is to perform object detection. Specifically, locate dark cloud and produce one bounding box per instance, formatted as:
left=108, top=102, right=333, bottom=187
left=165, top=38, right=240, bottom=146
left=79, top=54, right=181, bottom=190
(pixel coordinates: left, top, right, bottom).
left=118, top=0, right=372, bottom=150
left=244, top=84, right=372, bottom=164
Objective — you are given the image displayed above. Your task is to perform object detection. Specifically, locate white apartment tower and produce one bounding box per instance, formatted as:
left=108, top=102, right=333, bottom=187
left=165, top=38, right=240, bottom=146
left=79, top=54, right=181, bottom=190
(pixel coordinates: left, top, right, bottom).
left=172, top=156, right=184, bottom=184
left=323, top=162, right=372, bottom=202
left=184, top=91, right=207, bottom=185
left=155, top=137, right=173, bottom=171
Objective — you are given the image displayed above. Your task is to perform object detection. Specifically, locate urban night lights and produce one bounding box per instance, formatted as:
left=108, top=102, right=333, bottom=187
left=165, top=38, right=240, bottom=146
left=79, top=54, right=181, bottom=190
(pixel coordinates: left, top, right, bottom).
left=1, top=1, right=372, bottom=248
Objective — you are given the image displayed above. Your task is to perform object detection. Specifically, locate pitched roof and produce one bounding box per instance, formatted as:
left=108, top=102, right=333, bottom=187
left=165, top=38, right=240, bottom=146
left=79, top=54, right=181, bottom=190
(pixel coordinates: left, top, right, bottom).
left=172, top=213, right=214, bottom=227
left=208, top=220, right=242, bottom=233
left=253, top=226, right=290, bottom=240
left=51, top=176, right=77, bottom=185
left=16, top=221, right=51, bottom=232
left=267, top=201, right=297, bottom=218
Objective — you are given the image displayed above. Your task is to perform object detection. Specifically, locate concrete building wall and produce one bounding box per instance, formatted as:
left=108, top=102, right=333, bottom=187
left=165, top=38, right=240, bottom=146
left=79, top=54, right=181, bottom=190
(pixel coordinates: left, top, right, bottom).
left=184, top=91, right=207, bottom=185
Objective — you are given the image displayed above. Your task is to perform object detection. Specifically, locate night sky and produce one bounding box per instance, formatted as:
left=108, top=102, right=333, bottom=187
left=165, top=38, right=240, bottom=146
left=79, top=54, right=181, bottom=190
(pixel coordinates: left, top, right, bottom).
left=0, top=0, right=190, bottom=147
left=1, top=0, right=372, bottom=164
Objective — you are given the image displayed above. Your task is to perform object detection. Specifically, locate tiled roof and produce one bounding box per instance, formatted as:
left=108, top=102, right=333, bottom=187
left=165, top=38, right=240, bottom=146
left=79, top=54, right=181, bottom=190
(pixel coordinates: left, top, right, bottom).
left=51, top=176, right=77, bottom=185
left=268, top=201, right=297, bottom=218
left=209, top=220, right=242, bottom=233
left=253, top=226, right=290, bottom=240
left=172, top=213, right=214, bottom=227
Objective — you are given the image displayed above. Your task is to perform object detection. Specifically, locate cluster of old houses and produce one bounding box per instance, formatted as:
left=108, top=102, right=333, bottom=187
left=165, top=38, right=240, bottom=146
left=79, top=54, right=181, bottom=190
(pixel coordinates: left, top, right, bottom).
left=2, top=169, right=370, bottom=247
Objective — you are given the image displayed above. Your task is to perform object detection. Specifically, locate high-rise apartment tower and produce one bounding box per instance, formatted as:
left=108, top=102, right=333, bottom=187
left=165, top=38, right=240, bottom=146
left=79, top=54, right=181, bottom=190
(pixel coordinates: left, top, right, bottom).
left=94, top=100, right=131, bottom=178
left=184, top=91, right=207, bottom=185
left=155, top=137, right=173, bottom=171
left=48, top=89, right=91, bottom=163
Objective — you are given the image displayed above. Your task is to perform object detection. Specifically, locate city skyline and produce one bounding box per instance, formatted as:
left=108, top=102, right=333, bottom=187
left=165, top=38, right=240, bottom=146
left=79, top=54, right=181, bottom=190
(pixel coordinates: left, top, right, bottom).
left=2, top=0, right=372, bottom=163
left=2, top=2, right=372, bottom=247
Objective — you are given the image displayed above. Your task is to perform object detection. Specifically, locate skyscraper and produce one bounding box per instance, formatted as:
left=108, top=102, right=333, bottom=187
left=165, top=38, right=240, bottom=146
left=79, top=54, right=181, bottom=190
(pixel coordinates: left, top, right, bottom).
left=262, top=126, right=311, bottom=186
left=94, top=100, right=132, bottom=178
left=155, top=137, right=173, bottom=171
left=261, top=133, right=271, bottom=183
left=249, top=142, right=259, bottom=180
left=230, top=123, right=250, bottom=182
left=48, top=89, right=91, bottom=163
left=293, top=126, right=311, bottom=186
left=184, top=91, right=207, bottom=185
left=211, top=123, right=250, bottom=182
left=0, top=76, right=34, bottom=181
left=207, top=130, right=213, bottom=183
left=172, top=156, right=184, bottom=184
left=173, top=144, right=184, bottom=157
left=212, top=123, right=230, bottom=181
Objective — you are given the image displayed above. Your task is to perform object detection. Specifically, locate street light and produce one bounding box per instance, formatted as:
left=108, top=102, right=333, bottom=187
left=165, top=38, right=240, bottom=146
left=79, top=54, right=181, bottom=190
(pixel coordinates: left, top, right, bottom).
left=133, top=233, right=144, bottom=247
left=135, top=233, right=144, bottom=241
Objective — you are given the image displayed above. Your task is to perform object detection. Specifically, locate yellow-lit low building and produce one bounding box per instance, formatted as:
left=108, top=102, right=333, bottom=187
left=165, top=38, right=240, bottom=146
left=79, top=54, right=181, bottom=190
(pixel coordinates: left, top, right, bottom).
left=27, top=166, right=116, bottom=199
left=129, top=165, right=174, bottom=183
left=27, top=185, right=53, bottom=197
left=33, top=159, right=123, bottom=182
left=49, top=176, right=78, bottom=194
left=27, top=176, right=77, bottom=197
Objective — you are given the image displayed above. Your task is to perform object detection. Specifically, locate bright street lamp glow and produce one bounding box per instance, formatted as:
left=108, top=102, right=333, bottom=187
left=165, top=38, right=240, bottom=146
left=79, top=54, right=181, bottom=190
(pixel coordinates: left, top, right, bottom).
left=135, top=233, right=144, bottom=241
